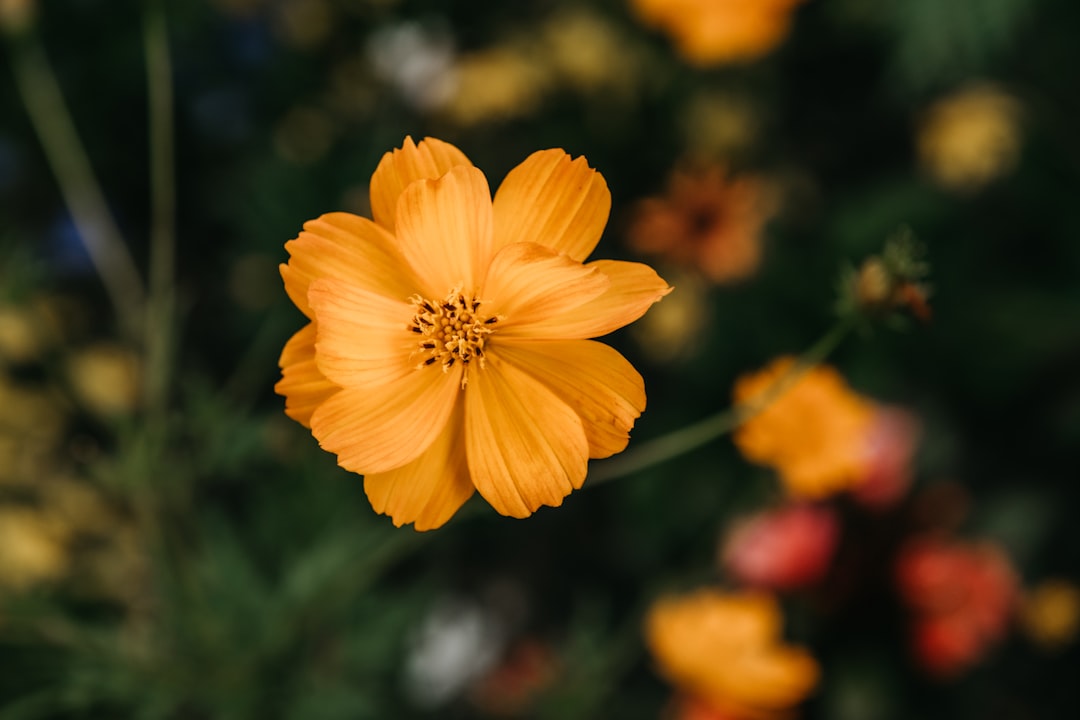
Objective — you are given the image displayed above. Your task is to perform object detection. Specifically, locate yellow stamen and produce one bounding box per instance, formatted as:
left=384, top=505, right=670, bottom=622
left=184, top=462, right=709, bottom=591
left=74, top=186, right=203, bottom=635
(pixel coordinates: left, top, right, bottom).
left=408, top=289, right=498, bottom=387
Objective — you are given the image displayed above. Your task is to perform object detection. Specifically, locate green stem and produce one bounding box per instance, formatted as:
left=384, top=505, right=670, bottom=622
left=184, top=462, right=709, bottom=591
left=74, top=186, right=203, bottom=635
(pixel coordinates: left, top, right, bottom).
left=7, top=27, right=145, bottom=340
left=587, top=317, right=856, bottom=485
left=142, top=0, right=176, bottom=422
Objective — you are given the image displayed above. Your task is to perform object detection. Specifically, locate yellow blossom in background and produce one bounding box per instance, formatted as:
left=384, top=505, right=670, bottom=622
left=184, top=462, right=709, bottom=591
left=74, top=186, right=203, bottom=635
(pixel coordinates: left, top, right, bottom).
left=631, top=269, right=709, bottom=364
left=440, top=47, right=551, bottom=126
left=0, top=507, right=68, bottom=590
left=917, top=84, right=1023, bottom=192
left=733, top=357, right=875, bottom=498
left=630, top=0, right=807, bottom=66
left=437, top=12, right=651, bottom=128
left=1019, top=579, right=1080, bottom=651
left=0, top=374, right=65, bottom=486
left=646, top=589, right=819, bottom=720
left=538, top=8, right=642, bottom=99
left=0, top=0, right=35, bottom=33
left=681, top=92, right=760, bottom=160
left=276, top=137, right=670, bottom=530
left=66, top=343, right=142, bottom=418
left=0, top=304, right=47, bottom=365
left=628, top=165, right=774, bottom=285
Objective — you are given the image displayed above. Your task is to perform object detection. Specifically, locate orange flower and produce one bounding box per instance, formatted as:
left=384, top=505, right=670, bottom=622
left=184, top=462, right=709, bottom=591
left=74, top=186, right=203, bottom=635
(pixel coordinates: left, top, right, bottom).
left=628, top=165, right=772, bottom=285
left=670, top=696, right=745, bottom=720
left=646, top=589, right=819, bottom=720
left=276, top=137, right=670, bottom=530
left=630, top=0, right=807, bottom=66
left=733, top=358, right=876, bottom=499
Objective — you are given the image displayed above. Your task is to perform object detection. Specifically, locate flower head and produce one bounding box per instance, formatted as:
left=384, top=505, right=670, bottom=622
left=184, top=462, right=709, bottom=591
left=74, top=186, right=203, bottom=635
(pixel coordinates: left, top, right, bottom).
left=733, top=358, right=876, bottom=499
left=896, top=536, right=1018, bottom=677
left=628, top=164, right=773, bottom=285
left=917, top=83, right=1023, bottom=193
left=852, top=407, right=921, bottom=510
left=630, top=0, right=807, bottom=66
left=645, top=589, right=819, bottom=720
left=721, top=504, right=839, bottom=591
left=1019, top=579, right=1080, bottom=651
left=276, top=137, right=670, bottom=530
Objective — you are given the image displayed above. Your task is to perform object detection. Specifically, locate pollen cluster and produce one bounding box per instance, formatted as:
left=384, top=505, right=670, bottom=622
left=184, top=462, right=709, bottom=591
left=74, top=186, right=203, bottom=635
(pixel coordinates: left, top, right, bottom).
left=409, top=289, right=498, bottom=383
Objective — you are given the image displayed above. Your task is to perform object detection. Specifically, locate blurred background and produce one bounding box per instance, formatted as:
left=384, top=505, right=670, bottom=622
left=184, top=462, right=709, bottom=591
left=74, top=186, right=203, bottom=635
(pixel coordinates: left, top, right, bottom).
left=1, top=0, right=1079, bottom=718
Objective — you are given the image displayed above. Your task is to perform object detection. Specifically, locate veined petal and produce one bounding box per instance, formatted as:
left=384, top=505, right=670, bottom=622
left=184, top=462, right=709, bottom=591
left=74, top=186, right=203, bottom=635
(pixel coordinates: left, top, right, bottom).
left=494, top=339, right=645, bottom=459
left=501, top=259, right=671, bottom=340
left=275, top=323, right=340, bottom=428
left=396, top=165, right=494, bottom=298
left=364, top=404, right=474, bottom=531
left=310, top=363, right=463, bottom=475
left=492, top=149, right=611, bottom=262
left=480, top=243, right=608, bottom=330
left=464, top=354, right=588, bottom=518
left=281, top=212, right=416, bottom=318
left=370, top=136, right=473, bottom=233
left=308, top=278, right=418, bottom=389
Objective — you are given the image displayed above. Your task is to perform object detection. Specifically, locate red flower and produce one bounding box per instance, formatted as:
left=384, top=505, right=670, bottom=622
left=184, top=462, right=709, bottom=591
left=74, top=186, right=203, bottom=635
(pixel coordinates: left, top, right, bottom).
left=896, top=537, right=1018, bottom=677
left=721, top=504, right=839, bottom=591
left=853, top=407, right=921, bottom=510
left=469, top=639, right=559, bottom=717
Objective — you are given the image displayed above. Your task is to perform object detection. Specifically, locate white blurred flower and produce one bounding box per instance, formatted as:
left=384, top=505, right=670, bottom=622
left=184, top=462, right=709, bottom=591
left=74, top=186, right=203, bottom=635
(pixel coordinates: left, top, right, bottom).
left=404, top=597, right=506, bottom=708
left=367, top=21, right=456, bottom=111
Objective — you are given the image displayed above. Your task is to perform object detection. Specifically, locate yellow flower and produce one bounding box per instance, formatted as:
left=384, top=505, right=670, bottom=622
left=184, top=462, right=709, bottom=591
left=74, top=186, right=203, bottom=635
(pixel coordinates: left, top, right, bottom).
left=917, top=83, right=1023, bottom=193
left=1019, top=579, right=1080, bottom=651
left=66, top=342, right=142, bottom=418
left=733, top=357, right=875, bottom=499
left=440, top=48, right=552, bottom=126
left=276, top=137, right=670, bottom=530
left=0, top=507, right=68, bottom=590
left=646, top=589, right=819, bottom=720
left=630, top=0, right=807, bottom=66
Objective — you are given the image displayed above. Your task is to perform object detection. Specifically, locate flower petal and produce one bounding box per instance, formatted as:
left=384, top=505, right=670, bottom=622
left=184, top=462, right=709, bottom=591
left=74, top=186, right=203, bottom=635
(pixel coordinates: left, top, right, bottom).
left=710, top=649, right=821, bottom=713
left=492, top=149, right=611, bottom=262
left=364, top=404, right=474, bottom=531
left=480, top=243, right=608, bottom=330
left=369, top=136, right=473, bottom=233
left=310, top=363, right=463, bottom=475
left=281, top=212, right=416, bottom=318
left=500, top=259, right=671, bottom=339
left=494, top=339, right=645, bottom=459
left=308, top=278, right=417, bottom=389
left=275, top=323, right=340, bottom=428
left=464, top=354, right=588, bottom=518
left=395, top=165, right=494, bottom=298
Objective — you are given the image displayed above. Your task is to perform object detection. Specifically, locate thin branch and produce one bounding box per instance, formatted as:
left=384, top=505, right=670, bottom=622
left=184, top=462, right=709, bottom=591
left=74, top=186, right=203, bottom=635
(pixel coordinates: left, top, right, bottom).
left=142, top=0, right=177, bottom=420
left=7, top=28, right=145, bottom=339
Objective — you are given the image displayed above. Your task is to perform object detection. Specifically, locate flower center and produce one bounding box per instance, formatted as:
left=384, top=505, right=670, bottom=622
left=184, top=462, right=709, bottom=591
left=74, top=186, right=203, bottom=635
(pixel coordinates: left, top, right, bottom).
left=409, top=289, right=498, bottom=384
